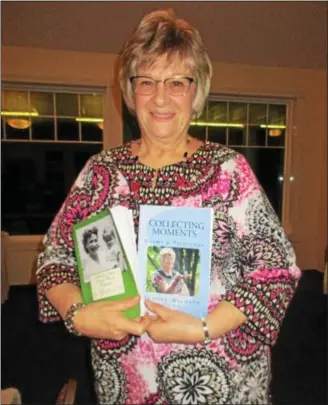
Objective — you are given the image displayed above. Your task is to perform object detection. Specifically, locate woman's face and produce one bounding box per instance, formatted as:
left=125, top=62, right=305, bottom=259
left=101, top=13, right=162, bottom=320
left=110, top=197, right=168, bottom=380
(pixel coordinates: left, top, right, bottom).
left=162, top=254, right=175, bottom=271
left=86, top=233, right=99, bottom=255
left=134, top=54, right=196, bottom=143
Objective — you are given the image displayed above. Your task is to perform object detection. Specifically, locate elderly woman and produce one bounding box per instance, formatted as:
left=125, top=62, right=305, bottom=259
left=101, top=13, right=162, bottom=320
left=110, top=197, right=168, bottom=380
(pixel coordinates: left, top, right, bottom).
left=36, top=9, right=301, bottom=405
left=152, top=248, right=190, bottom=295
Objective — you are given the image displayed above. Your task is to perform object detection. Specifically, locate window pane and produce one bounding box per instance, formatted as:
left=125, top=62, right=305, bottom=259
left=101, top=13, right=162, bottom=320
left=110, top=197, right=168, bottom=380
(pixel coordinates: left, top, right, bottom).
left=208, top=101, right=227, bottom=123
left=229, top=102, right=246, bottom=124
left=81, top=122, right=103, bottom=142
left=269, top=104, right=286, bottom=126
left=249, top=103, right=267, bottom=125
left=249, top=127, right=266, bottom=146
left=30, top=92, right=54, bottom=116
left=80, top=94, right=103, bottom=118
left=2, top=90, right=29, bottom=113
left=189, top=125, right=206, bottom=141
left=5, top=118, right=30, bottom=140
left=31, top=117, right=55, bottom=141
left=56, top=93, right=78, bottom=117
left=228, top=127, right=246, bottom=146
left=232, top=147, right=284, bottom=218
left=1, top=142, right=102, bottom=235
left=57, top=118, right=79, bottom=141
left=268, top=129, right=285, bottom=147
left=208, top=127, right=226, bottom=144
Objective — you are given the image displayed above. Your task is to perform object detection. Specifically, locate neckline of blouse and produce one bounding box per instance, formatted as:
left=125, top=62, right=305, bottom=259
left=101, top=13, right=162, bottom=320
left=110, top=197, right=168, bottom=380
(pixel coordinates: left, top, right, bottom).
left=126, top=139, right=210, bottom=171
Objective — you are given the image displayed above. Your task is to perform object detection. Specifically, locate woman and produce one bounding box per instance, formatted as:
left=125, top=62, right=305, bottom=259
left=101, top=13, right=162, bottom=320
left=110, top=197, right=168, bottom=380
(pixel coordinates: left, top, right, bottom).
left=36, top=9, right=301, bottom=404
left=152, top=248, right=190, bottom=295
left=81, top=227, right=104, bottom=282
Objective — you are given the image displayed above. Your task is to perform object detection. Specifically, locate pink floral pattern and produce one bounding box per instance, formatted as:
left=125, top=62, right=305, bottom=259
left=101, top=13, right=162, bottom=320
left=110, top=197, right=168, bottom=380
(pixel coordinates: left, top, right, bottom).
left=36, top=142, right=301, bottom=404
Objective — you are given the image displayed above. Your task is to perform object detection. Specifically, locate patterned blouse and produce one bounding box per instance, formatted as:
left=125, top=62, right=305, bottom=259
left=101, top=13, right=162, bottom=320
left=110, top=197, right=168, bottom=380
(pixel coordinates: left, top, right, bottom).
left=152, top=269, right=189, bottom=295
left=36, top=141, right=301, bottom=405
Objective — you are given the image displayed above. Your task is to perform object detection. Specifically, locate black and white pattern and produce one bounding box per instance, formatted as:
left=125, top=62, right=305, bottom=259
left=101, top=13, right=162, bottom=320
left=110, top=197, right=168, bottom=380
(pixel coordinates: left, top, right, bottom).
left=157, top=348, right=233, bottom=404
left=91, top=345, right=127, bottom=405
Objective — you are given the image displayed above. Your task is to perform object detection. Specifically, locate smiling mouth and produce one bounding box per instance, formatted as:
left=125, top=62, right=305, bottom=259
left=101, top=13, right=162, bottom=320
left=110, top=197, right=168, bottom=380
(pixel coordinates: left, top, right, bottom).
left=151, top=112, right=175, bottom=120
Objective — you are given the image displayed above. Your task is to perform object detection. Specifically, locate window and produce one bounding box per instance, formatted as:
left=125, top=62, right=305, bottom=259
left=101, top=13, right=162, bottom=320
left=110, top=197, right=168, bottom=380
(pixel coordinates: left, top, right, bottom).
left=1, top=85, right=104, bottom=235
left=123, top=96, right=288, bottom=219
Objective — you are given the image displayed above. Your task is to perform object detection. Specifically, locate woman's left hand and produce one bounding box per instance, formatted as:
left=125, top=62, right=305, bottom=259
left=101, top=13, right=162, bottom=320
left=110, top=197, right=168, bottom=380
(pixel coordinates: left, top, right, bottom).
left=145, top=299, right=204, bottom=344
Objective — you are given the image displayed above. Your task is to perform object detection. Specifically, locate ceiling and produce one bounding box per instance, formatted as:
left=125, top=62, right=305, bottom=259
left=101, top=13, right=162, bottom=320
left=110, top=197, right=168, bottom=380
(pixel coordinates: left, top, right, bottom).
left=1, top=1, right=327, bottom=70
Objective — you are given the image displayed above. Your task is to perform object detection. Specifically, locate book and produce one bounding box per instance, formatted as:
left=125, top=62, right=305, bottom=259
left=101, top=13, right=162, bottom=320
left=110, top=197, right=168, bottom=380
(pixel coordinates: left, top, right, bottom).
left=138, top=205, right=214, bottom=318
left=72, top=205, right=214, bottom=319
left=72, top=208, right=142, bottom=319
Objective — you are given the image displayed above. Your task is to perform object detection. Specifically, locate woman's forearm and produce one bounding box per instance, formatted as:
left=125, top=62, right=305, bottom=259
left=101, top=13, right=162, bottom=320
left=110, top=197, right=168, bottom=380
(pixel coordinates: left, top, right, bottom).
left=45, top=283, right=83, bottom=319
left=206, top=300, right=248, bottom=340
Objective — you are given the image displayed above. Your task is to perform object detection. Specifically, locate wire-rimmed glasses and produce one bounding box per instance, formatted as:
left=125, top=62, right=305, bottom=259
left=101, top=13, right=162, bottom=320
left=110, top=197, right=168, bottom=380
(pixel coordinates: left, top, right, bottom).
left=130, top=75, right=195, bottom=96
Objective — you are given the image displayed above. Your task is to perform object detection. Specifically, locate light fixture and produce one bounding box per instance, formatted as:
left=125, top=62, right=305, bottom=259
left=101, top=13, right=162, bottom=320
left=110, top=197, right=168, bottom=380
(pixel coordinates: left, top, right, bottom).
left=6, top=118, right=31, bottom=130
left=1, top=110, right=39, bottom=117
left=260, top=124, right=286, bottom=129
left=190, top=121, right=244, bottom=128
left=1, top=109, right=38, bottom=130
left=268, top=129, right=282, bottom=137
left=75, top=117, right=103, bottom=123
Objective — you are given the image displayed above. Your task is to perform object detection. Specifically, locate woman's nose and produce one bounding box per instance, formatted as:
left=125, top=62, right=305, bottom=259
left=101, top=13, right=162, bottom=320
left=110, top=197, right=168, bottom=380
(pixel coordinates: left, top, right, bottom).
left=153, top=82, right=169, bottom=105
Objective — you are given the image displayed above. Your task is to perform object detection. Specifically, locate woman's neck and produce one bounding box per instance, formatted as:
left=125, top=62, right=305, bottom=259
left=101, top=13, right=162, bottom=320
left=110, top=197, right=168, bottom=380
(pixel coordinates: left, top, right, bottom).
left=162, top=267, right=173, bottom=275
left=136, top=134, right=191, bottom=169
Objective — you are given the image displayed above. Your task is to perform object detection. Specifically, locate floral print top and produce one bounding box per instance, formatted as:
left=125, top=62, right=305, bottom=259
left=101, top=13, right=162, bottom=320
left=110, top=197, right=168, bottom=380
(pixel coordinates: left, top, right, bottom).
left=36, top=141, right=301, bottom=405
left=152, top=269, right=189, bottom=295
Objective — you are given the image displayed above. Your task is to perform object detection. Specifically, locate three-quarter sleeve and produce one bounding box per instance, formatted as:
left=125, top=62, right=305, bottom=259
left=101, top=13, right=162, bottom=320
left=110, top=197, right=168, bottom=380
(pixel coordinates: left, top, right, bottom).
left=222, top=153, right=301, bottom=346
left=36, top=157, right=96, bottom=322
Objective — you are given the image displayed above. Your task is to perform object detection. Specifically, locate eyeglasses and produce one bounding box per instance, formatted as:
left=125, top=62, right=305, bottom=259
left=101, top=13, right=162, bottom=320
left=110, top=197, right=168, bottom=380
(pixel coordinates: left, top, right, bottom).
left=130, top=75, right=195, bottom=96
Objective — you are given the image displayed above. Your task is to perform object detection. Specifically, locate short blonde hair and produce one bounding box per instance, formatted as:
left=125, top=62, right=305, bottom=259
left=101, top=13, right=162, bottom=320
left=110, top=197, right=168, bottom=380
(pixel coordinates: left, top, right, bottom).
left=119, top=9, right=212, bottom=118
left=159, top=247, right=176, bottom=266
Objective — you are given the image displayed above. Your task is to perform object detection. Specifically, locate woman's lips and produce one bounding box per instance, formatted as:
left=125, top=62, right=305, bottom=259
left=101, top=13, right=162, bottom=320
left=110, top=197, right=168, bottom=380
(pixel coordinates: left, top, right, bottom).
left=151, top=112, right=175, bottom=120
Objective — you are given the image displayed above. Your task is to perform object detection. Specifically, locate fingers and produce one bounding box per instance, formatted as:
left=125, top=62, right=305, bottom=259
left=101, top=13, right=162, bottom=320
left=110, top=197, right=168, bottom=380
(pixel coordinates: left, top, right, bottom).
left=145, top=300, right=170, bottom=320
left=109, top=295, right=140, bottom=312
left=118, top=316, right=148, bottom=336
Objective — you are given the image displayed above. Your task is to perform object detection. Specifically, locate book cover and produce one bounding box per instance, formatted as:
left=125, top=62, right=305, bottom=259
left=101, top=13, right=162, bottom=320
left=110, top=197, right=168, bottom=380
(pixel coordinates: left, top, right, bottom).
left=72, top=208, right=141, bottom=319
left=138, top=205, right=214, bottom=318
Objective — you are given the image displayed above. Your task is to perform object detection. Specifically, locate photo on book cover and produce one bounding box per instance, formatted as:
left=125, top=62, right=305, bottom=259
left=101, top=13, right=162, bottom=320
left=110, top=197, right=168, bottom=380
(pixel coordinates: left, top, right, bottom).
left=146, top=246, right=200, bottom=297
left=74, top=215, right=127, bottom=300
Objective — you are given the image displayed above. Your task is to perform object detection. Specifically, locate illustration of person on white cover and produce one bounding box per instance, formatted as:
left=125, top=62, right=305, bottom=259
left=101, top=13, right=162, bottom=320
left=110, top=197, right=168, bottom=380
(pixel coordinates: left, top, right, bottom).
left=152, top=248, right=190, bottom=296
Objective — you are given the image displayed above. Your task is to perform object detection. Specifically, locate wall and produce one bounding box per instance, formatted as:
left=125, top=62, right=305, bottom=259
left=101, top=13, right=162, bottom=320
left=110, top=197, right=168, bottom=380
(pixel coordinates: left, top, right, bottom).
left=1, top=45, right=327, bottom=285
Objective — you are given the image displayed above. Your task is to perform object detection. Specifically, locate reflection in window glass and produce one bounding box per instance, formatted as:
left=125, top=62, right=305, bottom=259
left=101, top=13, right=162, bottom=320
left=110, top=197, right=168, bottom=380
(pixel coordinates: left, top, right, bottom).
left=57, top=118, right=79, bottom=141
left=81, top=122, right=103, bottom=142
left=56, top=93, right=79, bottom=117
left=269, top=104, right=286, bottom=126
left=80, top=94, right=103, bottom=118
left=229, top=102, right=247, bottom=124
left=30, top=92, right=54, bottom=116
left=5, top=118, right=30, bottom=140
left=228, top=127, right=246, bottom=146
left=1, top=142, right=102, bottom=235
left=31, top=117, right=55, bottom=141
left=249, top=103, right=267, bottom=125
left=3, top=90, right=29, bottom=113
left=208, top=101, right=227, bottom=123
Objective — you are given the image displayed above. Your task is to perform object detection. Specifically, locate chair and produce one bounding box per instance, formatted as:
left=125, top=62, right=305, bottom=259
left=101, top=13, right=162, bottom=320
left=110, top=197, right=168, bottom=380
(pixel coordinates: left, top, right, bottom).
left=56, top=379, right=77, bottom=405
left=1, top=387, right=22, bottom=404
left=1, top=231, right=10, bottom=303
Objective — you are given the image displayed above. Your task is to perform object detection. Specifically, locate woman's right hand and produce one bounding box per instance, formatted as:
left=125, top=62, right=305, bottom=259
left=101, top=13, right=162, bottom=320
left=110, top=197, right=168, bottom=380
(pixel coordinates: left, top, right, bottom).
left=73, top=295, right=150, bottom=340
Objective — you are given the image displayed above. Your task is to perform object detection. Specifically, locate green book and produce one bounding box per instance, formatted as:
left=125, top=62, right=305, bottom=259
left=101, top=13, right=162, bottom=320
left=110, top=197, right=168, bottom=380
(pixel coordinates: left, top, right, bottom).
left=72, top=208, right=141, bottom=319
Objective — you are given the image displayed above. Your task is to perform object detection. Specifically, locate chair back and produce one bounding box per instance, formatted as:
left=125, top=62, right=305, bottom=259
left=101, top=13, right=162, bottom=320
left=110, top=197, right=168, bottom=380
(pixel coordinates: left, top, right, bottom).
left=56, top=379, right=77, bottom=405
